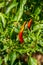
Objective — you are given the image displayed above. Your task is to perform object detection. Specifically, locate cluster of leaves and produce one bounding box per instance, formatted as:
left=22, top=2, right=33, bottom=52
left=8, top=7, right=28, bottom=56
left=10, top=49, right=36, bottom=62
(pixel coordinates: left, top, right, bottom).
left=0, top=0, right=43, bottom=65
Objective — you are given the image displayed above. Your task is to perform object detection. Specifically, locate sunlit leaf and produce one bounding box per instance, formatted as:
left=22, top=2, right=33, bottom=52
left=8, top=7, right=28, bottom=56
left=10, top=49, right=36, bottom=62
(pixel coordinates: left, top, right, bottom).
left=6, top=1, right=18, bottom=14
left=9, top=52, right=17, bottom=65
left=34, top=7, right=42, bottom=16
left=18, top=61, right=22, bottom=65
left=28, top=57, right=37, bottom=65
left=0, top=13, right=6, bottom=28
left=14, top=0, right=27, bottom=22
left=0, top=2, right=5, bottom=8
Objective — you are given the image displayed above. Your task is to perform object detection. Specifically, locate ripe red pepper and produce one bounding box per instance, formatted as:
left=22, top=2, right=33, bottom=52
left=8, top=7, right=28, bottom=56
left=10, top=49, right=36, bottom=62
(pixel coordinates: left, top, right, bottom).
left=28, top=19, right=32, bottom=29
left=19, top=32, right=24, bottom=43
left=18, top=22, right=26, bottom=43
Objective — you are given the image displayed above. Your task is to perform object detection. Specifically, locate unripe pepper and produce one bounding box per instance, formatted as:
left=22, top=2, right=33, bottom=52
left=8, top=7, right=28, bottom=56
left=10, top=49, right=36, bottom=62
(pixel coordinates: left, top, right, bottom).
left=27, top=19, right=32, bottom=29
left=18, top=22, right=26, bottom=43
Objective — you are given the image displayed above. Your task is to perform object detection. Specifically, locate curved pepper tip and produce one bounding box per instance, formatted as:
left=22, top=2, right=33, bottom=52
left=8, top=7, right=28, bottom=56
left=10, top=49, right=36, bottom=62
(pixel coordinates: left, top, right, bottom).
left=28, top=19, right=32, bottom=29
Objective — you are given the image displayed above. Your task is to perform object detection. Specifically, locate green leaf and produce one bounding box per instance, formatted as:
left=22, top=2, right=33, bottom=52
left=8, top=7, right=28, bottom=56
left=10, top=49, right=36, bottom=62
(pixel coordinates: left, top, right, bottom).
left=9, top=52, right=17, bottom=65
left=32, top=24, right=43, bottom=32
left=0, top=13, right=6, bottom=28
left=39, top=41, right=43, bottom=47
left=34, top=7, right=41, bottom=16
left=18, top=61, right=22, bottom=65
left=28, top=57, right=37, bottom=65
left=0, top=57, right=2, bottom=65
left=6, top=1, right=18, bottom=14
left=14, top=0, right=27, bottom=22
left=0, top=2, right=5, bottom=8
left=4, top=55, right=9, bottom=64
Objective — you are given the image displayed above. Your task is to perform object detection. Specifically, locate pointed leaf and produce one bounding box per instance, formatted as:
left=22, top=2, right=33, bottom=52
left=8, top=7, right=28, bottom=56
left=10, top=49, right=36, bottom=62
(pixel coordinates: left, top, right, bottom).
left=0, top=13, right=6, bottom=28
left=28, top=57, right=37, bottom=65
left=9, top=52, right=17, bottom=65
left=14, top=0, right=27, bottom=22
left=6, top=2, right=18, bottom=14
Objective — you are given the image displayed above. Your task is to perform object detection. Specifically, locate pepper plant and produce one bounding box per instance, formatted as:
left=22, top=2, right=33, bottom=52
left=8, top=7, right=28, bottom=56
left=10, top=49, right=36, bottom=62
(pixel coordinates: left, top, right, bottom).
left=0, top=0, right=43, bottom=65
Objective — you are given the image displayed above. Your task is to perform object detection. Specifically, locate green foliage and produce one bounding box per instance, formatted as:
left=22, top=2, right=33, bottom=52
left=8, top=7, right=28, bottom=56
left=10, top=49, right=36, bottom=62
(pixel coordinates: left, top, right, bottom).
left=28, top=57, right=37, bottom=65
left=0, top=0, right=43, bottom=65
left=0, top=57, right=2, bottom=65
left=14, top=0, right=27, bottom=22
left=5, top=1, right=18, bottom=14
left=0, top=13, right=6, bottom=28
left=0, top=2, right=5, bottom=8
left=9, top=52, right=17, bottom=65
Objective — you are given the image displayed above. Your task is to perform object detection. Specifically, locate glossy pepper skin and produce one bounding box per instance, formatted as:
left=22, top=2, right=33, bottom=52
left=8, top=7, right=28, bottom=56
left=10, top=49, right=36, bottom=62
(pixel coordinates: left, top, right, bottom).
left=18, top=22, right=26, bottom=43
left=27, top=19, right=32, bottom=29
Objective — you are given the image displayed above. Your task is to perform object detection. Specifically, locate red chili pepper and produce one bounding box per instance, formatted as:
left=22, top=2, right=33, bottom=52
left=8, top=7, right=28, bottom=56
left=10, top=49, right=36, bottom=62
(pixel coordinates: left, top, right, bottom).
left=19, top=32, right=24, bottom=43
left=18, top=22, right=26, bottom=43
left=28, top=19, right=32, bottom=29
